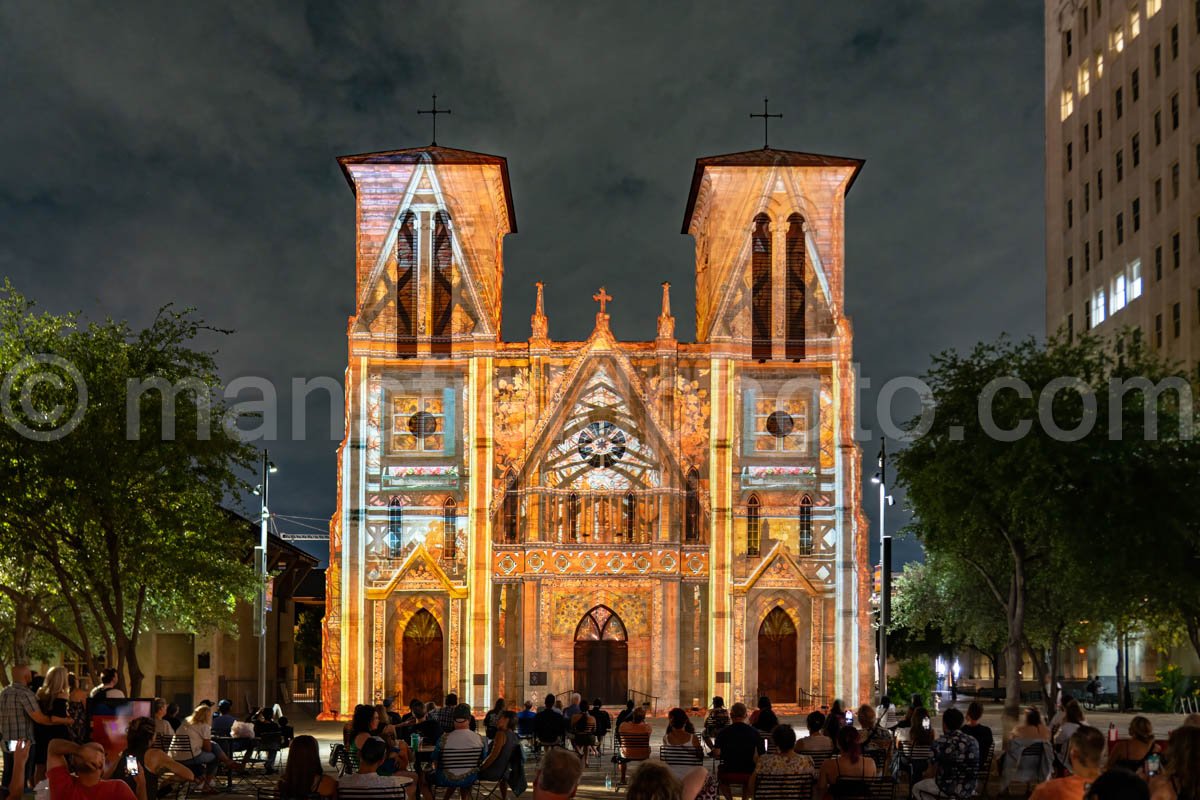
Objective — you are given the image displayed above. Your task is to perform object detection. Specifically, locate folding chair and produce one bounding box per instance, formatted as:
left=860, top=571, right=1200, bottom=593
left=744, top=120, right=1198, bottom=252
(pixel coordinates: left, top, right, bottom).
left=611, top=731, right=651, bottom=784
left=338, top=785, right=409, bottom=800
left=432, top=745, right=484, bottom=800
left=658, top=743, right=704, bottom=773
left=752, top=772, right=815, bottom=800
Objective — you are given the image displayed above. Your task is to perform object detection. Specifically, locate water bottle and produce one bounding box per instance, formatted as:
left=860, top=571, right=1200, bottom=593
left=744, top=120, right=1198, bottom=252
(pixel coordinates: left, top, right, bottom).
left=1108, top=723, right=1118, bottom=745
left=605, top=774, right=613, bottom=790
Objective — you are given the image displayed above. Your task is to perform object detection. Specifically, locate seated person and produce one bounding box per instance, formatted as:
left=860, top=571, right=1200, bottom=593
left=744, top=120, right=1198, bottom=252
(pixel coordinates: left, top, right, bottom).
left=1011, top=707, right=1051, bottom=742
left=748, top=724, right=815, bottom=795
left=856, top=704, right=893, bottom=757
left=662, top=707, right=705, bottom=778
left=432, top=704, right=485, bottom=800
left=47, top=740, right=137, bottom=800
left=530, top=747, right=581, bottom=800
left=533, top=695, right=566, bottom=747
left=277, top=735, right=337, bottom=800
left=339, top=736, right=416, bottom=800
left=795, top=711, right=834, bottom=754
left=961, top=702, right=994, bottom=770
left=590, top=699, right=611, bottom=743
left=478, top=711, right=520, bottom=800
left=616, top=707, right=653, bottom=785
left=1105, top=716, right=1160, bottom=774
left=253, top=707, right=284, bottom=775
left=515, top=701, right=537, bottom=739
left=1029, top=726, right=1103, bottom=800
left=910, top=709, right=979, bottom=800
left=211, top=700, right=236, bottom=738
left=816, top=727, right=876, bottom=800
left=703, top=697, right=732, bottom=746
left=568, top=705, right=596, bottom=768
left=712, top=702, right=764, bottom=800
left=110, top=716, right=196, bottom=800
left=1086, top=770, right=1149, bottom=800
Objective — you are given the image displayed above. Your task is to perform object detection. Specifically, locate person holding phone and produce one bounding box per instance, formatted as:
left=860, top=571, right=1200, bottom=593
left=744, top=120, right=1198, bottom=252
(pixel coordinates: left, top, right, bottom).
left=110, top=717, right=195, bottom=800
left=0, top=666, right=73, bottom=796
left=3, top=741, right=30, bottom=800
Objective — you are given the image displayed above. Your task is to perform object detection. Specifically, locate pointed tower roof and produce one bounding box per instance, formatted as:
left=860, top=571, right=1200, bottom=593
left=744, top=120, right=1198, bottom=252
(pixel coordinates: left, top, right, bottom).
left=337, top=145, right=517, bottom=232
left=681, top=147, right=864, bottom=233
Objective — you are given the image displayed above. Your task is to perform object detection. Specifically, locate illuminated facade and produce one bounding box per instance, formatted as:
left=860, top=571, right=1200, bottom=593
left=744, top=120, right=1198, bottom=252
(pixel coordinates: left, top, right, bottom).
left=321, top=143, right=872, bottom=718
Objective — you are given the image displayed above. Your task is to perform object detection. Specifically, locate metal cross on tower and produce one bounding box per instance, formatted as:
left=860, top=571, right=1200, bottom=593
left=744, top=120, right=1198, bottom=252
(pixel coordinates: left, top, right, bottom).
left=418, top=94, right=452, bottom=146
left=750, top=97, right=782, bottom=149
left=593, top=286, right=612, bottom=314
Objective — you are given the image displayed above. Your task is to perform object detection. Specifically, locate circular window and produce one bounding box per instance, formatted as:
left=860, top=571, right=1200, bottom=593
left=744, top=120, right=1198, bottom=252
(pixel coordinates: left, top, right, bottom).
left=408, top=411, right=438, bottom=438
left=765, top=411, right=795, bottom=437
left=577, top=421, right=627, bottom=468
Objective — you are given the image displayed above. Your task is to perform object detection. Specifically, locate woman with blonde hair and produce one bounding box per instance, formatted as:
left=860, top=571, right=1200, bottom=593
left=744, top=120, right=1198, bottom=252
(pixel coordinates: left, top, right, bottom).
left=178, top=703, right=241, bottom=793
left=33, top=666, right=71, bottom=783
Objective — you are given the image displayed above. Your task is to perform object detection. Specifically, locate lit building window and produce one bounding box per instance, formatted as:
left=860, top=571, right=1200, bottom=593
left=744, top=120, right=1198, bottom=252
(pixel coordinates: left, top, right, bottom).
left=753, top=396, right=809, bottom=452
left=1129, top=258, right=1143, bottom=299
left=1079, top=63, right=1091, bottom=96
left=1148, top=0, right=1161, bottom=16
left=1096, top=51, right=1105, bottom=78
left=1112, top=26, right=1125, bottom=53
left=1092, top=289, right=1108, bottom=327
left=1130, top=7, right=1140, bottom=39
left=746, top=495, right=761, bottom=557
left=390, top=392, right=446, bottom=452
left=798, top=495, right=814, bottom=556
left=1112, top=273, right=1127, bottom=312
left=1062, top=86, right=1076, bottom=121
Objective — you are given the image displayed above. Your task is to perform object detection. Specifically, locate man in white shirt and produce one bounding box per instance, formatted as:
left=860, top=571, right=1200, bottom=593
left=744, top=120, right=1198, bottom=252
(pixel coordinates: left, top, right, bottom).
left=433, top=705, right=485, bottom=799
left=338, top=737, right=412, bottom=799
left=875, top=695, right=898, bottom=731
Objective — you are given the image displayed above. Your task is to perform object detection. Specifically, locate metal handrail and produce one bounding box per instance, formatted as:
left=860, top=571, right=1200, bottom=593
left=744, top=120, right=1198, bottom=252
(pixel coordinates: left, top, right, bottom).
left=628, top=689, right=659, bottom=716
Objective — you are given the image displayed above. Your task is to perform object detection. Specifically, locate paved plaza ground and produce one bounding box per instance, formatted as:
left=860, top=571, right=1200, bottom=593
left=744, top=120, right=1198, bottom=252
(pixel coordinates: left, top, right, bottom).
left=258, top=700, right=1191, bottom=799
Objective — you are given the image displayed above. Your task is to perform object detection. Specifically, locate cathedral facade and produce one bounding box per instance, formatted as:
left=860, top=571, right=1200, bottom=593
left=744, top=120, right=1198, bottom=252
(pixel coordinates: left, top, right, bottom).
left=321, top=143, right=872, bottom=718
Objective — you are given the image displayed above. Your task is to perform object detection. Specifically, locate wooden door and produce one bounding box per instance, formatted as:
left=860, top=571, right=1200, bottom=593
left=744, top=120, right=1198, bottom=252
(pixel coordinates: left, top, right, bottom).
left=403, top=609, right=444, bottom=700
left=573, top=606, right=629, bottom=703
left=757, top=607, right=797, bottom=704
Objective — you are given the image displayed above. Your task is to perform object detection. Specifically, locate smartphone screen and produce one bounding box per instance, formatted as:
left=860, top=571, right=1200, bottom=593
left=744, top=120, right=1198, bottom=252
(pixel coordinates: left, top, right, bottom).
left=125, top=755, right=139, bottom=776
left=5, top=741, right=17, bottom=753
left=922, top=717, right=931, bottom=730
left=844, top=711, right=854, bottom=725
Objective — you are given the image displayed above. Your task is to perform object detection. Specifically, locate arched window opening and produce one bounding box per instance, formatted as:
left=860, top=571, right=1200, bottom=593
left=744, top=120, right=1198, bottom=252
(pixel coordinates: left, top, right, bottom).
left=684, top=468, right=701, bottom=543
left=568, top=493, right=580, bottom=542
left=747, top=494, right=762, bottom=557
left=798, top=495, right=814, bottom=555
left=503, top=471, right=519, bottom=543
left=624, top=492, right=636, bottom=542
left=751, top=214, right=772, bottom=361
left=431, top=211, right=454, bottom=354
left=396, top=213, right=418, bottom=356
left=785, top=214, right=806, bottom=361
left=443, top=498, right=457, bottom=561
left=388, top=497, right=403, bottom=557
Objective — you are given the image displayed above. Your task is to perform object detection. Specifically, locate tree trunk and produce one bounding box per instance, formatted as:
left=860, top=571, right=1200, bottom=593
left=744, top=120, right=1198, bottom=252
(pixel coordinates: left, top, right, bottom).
left=1003, top=565, right=1026, bottom=726
left=988, top=652, right=1001, bottom=698
left=1045, top=629, right=1063, bottom=719
left=123, top=637, right=144, bottom=698
left=1115, top=629, right=1127, bottom=713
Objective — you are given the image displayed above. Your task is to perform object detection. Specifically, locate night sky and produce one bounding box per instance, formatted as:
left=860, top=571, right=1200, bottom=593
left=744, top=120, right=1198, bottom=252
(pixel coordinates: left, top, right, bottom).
left=0, top=2, right=1045, bottom=567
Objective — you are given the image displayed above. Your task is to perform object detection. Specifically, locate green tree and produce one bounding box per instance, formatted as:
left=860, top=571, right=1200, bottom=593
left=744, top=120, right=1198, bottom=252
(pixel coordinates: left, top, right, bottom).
left=0, top=282, right=258, bottom=694
left=894, top=331, right=1200, bottom=723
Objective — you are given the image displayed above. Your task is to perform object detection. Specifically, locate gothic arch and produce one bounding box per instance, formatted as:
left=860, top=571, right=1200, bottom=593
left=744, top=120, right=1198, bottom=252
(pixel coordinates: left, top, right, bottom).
left=751, top=214, right=772, bottom=361
left=430, top=210, right=454, bottom=353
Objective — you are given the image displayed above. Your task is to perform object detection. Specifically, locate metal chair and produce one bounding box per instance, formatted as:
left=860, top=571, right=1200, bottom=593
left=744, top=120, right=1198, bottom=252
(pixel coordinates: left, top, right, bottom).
left=612, top=731, right=652, bottom=782
left=659, top=743, right=705, bottom=772
left=751, top=772, right=815, bottom=800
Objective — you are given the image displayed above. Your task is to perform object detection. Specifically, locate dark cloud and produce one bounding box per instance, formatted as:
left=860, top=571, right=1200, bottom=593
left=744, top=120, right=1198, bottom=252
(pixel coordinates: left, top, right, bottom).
left=0, top=1, right=1045, bottom=566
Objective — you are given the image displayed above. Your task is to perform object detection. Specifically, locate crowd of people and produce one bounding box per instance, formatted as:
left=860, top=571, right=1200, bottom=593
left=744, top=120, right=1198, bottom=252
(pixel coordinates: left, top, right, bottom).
left=0, top=665, right=295, bottom=800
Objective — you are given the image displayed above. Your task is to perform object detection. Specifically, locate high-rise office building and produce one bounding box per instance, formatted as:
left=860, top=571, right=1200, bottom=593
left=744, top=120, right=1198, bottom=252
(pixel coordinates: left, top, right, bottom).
left=1046, top=0, right=1199, bottom=375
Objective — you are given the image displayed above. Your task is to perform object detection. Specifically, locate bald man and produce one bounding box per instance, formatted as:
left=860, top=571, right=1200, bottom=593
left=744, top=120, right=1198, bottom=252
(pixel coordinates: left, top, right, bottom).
left=1, top=666, right=72, bottom=793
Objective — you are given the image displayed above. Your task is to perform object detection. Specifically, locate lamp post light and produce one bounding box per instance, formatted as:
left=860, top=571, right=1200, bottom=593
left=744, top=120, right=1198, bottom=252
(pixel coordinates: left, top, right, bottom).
left=871, top=440, right=893, bottom=700
left=254, top=450, right=278, bottom=712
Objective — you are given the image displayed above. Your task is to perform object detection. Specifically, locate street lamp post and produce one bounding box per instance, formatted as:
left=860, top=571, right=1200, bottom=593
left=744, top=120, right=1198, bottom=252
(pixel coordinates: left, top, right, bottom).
left=872, top=440, right=893, bottom=700
left=255, top=450, right=278, bottom=712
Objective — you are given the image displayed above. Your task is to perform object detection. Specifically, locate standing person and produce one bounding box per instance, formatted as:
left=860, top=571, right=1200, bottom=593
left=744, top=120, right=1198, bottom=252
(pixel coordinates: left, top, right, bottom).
left=33, top=666, right=72, bottom=784
left=89, top=669, right=124, bottom=700
left=46, top=739, right=139, bottom=800
left=65, top=674, right=90, bottom=744
left=1029, top=726, right=1104, bottom=800
left=711, top=702, right=763, bottom=800
left=1, top=665, right=72, bottom=796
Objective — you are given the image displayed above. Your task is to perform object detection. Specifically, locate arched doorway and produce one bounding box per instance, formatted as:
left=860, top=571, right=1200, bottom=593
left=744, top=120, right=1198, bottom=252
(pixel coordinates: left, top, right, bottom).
left=757, top=607, right=797, bottom=704
left=573, top=606, right=628, bottom=703
left=402, top=609, right=444, bottom=700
